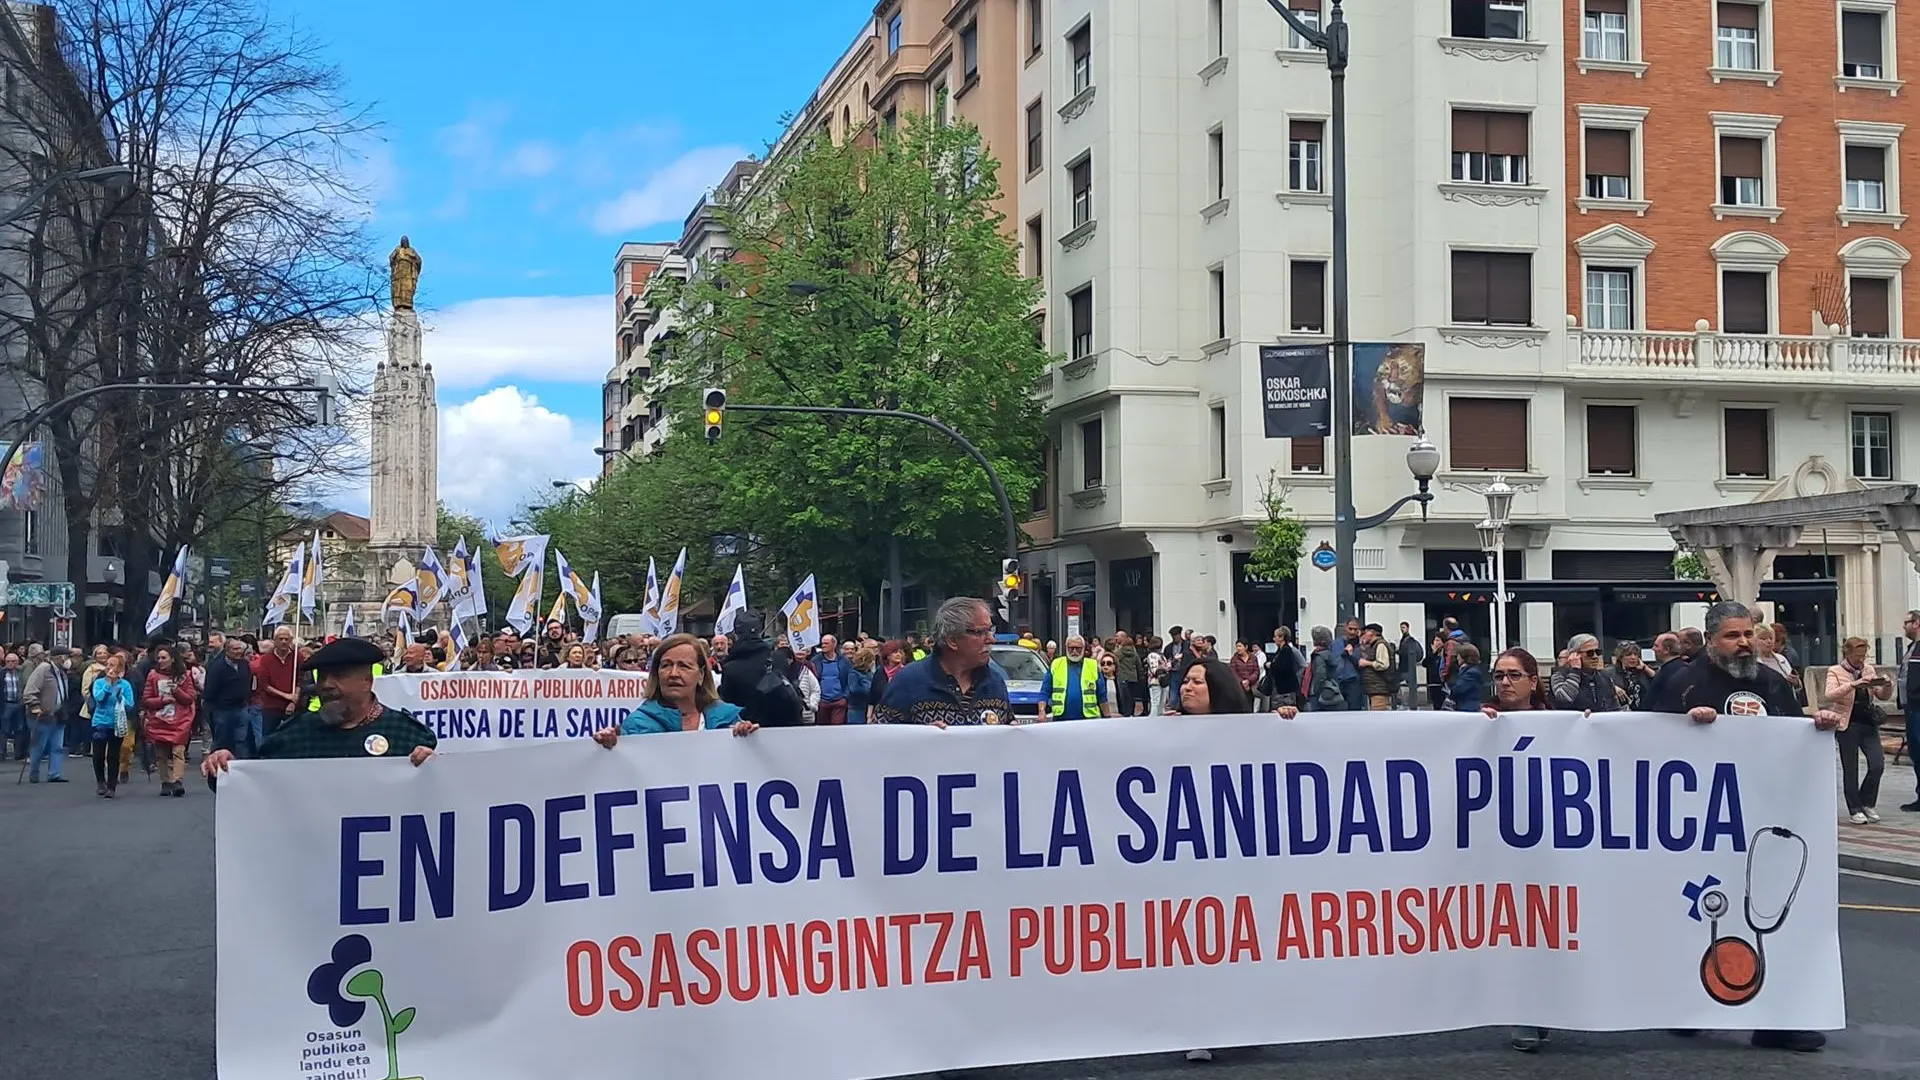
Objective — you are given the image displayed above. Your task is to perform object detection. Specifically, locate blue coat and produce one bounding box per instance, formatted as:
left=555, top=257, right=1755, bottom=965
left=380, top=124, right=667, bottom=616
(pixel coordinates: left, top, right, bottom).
left=1448, top=665, right=1486, bottom=711
left=620, top=698, right=745, bottom=735
left=89, top=676, right=135, bottom=730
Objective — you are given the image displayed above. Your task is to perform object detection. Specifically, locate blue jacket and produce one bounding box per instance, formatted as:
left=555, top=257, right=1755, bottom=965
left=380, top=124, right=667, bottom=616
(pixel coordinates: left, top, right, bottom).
left=816, top=655, right=851, bottom=702
left=1448, top=665, right=1486, bottom=711
left=620, top=698, right=745, bottom=735
left=89, top=676, right=134, bottom=729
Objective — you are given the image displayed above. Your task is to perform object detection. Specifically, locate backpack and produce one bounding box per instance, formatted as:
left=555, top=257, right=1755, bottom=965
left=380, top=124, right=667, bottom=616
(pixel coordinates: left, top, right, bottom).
left=1381, top=641, right=1402, bottom=691
left=1310, top=650, right=1345, bottom=708
left=751, top=653, right=806, bottom=726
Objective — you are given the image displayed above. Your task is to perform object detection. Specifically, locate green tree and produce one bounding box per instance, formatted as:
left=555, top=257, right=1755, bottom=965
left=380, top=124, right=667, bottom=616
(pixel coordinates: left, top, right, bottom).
left=661, top=109, right=1052, bottom=605
left=1244, top=471, right=1308, bottom=583
left=526, top=448, right=779, bottom=623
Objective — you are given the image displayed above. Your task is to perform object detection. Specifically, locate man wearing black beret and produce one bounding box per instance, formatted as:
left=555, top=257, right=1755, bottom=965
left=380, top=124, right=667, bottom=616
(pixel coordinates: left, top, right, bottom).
left=202, top=637, right=436, bottom=779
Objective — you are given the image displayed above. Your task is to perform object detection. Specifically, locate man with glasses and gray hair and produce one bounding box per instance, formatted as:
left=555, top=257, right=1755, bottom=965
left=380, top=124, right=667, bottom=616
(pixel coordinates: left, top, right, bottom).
left=871, top=597, right=1012, bottom=728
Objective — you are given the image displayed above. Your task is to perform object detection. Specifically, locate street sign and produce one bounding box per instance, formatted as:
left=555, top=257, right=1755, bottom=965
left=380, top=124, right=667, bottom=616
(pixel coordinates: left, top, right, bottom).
left=8, top=581, right=74, bottom=607
left=1311, top=542, right=1338, bottom=572
left=1064, top=599, right=1082, bottom=641
left=52, top=617, right=71, bottom=650
left=208, top=557, right=233, bottom=582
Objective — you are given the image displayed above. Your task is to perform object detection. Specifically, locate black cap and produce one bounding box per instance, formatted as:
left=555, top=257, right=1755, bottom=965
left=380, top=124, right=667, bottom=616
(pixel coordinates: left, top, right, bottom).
left=302, top=636, right=385, bottom=674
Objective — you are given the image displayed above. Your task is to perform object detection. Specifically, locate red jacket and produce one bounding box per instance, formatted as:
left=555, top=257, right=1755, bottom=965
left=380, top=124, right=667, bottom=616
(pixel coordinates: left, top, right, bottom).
left=142, top=668, right=199, bottom=744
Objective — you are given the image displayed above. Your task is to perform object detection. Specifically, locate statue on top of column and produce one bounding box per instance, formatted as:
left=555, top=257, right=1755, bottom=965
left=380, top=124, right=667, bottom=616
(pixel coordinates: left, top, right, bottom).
left=389, top=235, right=422, bottom=311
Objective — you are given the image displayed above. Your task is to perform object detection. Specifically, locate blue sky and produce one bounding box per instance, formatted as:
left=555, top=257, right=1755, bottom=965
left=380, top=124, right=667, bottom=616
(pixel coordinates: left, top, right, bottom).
left=292, top=0, right=873, bottom=524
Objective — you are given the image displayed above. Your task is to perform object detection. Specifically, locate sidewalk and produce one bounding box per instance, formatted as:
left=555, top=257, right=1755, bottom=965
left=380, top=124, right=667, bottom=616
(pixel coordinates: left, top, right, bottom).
left=1837, top=758, right=1920, bottom=879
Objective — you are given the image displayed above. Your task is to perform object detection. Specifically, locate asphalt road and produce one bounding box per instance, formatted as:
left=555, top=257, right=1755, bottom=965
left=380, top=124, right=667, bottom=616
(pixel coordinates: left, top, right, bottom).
left=2, top=758, right=1916, bottom=1080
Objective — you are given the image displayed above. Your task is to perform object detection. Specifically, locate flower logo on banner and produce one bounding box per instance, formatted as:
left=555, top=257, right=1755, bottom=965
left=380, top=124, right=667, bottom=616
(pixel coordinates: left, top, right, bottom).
left=307, top=933, right=425, bottom=1079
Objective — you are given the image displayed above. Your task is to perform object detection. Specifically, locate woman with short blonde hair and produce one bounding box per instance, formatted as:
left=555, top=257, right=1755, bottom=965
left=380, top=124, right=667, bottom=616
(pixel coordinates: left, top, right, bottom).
left=1826, top=635, right=1890, bottom=823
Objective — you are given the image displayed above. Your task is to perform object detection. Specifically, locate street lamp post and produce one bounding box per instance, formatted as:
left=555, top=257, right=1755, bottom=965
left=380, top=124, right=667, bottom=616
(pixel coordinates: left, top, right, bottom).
left=1263, top=0, right=1368, bottom=619
left=1479, top=476, right=1515, bottom=649
left=0, top=164, right=133, bottom=230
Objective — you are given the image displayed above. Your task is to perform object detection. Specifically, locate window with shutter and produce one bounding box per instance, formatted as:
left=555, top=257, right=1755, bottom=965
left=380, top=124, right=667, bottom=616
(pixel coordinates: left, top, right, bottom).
left=1719, top=136, right=1765, bottom=205
left=1844, top=143, right=1887, bottom=212
left=1715, top=3, right=1761, bottom=70
left=1291, top=260, right=1326, bottom=332
left=1069, top=284, right=1094, bottom=358
left=1849, top=276, right=1891, bottom=338
left=1452, top=252, right=1491, bottom=324
left=1721, top=271, right=1770, bottom=334
left=1487, top=253, right=1533, bottom=325
left=1585, top=404, right=1637, bottom=476
left=1723, top=408, right=1770, bottom=478
left=1582, top=0, right=1630, bottom=61
left=1452, top=110, right=1528, bottom=184
left=1080, top=417, right=1104, bottom=489
left=1842, top=11, right=1884, bottom=78
left=1026, top=102, right=1043, bottom=174
left=1289, top=120, right=1323, bottom=192
left=1291, top=436, right=1325, bottom=474
left=1584, top=128, right=1632, bottom=199
left=1449, top=398, right=1529, bottom=471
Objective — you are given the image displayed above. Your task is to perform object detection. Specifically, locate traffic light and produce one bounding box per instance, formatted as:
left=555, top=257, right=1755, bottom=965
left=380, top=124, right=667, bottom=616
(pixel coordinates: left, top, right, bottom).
left=993, top=558, right=1021, bottom=629
left=702, top=388, right=726, bottom=443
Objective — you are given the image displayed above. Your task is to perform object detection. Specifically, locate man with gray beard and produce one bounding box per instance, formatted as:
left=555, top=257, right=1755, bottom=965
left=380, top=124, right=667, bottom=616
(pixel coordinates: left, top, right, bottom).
left=201, top=638, right=436, bottom=780
left=1659, top=602, right=1840, bottom=1053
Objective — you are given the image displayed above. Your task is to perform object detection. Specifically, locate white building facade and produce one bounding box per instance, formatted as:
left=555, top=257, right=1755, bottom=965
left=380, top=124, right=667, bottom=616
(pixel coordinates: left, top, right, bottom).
left=1024, top=0, right=1917, bottom=662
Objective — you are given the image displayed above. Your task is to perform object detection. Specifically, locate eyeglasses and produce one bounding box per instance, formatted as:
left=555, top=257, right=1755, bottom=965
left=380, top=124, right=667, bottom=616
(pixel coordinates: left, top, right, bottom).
left=960, top=626, right=994, bottom=638
left=1579, top=649, right=1600, bottom=657
left=1492, top=670, right=1530, bottom=681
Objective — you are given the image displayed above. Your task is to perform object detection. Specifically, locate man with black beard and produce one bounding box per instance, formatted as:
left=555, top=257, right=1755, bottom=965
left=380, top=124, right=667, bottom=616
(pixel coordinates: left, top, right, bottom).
left=1660, top=601, right=1840, bottom=1055
left=201, top=638, right=436, bottom=779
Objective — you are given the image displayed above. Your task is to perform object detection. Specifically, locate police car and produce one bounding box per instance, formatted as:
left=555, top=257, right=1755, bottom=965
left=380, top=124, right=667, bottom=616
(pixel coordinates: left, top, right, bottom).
left=990, top=643, right=1049, bottom=723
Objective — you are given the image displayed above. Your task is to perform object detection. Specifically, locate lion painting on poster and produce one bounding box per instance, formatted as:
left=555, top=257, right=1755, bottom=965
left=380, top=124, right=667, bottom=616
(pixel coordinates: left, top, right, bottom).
left=1354, top=343, right=1426, bottom=436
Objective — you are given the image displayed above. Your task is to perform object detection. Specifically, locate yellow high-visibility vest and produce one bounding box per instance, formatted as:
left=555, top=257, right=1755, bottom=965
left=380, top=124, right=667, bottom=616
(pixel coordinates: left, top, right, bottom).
left=1049, top=657, right=1101, bottom=719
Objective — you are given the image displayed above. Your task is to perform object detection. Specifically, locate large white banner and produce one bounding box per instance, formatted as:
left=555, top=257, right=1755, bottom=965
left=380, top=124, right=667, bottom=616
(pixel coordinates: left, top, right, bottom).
left=215, top=713, right=1843, bottom=1080
left=376, top=671, right=645, bottom=751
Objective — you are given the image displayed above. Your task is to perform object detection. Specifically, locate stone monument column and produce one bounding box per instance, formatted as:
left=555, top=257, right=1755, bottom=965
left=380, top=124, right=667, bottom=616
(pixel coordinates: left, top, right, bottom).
left=369, top=237, right=438, bottom=551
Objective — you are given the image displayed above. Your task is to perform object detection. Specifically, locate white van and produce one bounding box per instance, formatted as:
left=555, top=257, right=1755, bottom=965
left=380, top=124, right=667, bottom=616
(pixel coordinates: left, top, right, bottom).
left=605, top=613, right=650, bottom=639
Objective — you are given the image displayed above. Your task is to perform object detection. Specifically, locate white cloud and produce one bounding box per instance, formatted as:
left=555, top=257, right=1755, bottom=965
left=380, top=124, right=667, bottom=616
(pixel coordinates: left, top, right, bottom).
left=438, top=386, right=600, bottom=526
left=418, top=295, right=608, bottom=389
left=591, top=145, right=750, bottom=235
left=502, top=140, right=560, bottom=179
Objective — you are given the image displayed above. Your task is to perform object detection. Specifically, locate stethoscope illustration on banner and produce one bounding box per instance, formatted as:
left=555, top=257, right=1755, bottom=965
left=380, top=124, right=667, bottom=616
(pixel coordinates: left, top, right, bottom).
left=1698, top=826, right=1808, bottom=1006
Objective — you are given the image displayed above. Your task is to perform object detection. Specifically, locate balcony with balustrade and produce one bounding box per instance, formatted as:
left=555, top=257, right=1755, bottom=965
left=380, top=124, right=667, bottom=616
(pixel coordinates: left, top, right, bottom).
left=1567, top=315, right=1920, bottom=386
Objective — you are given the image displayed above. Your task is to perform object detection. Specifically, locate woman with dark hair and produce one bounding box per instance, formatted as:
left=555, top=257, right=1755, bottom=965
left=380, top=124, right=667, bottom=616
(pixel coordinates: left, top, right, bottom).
left=1168, top=654, right=1251, bottom=1065
left=1171, top=658, right=1252, bottom=717
left=1481, top=646, right=1550, bottom=1051
left=594, top=633, right=757, bottom=743
left=140, top=644, right=199, bottom=797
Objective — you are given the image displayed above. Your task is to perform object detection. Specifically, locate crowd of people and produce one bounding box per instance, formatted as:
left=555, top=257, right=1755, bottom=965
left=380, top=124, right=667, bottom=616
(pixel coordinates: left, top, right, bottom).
left=9, top=593, right=1893, bottom=1059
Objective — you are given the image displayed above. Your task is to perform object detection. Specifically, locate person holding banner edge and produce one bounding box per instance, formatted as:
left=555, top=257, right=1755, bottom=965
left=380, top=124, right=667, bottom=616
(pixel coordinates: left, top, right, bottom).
left=1476, top=646, right=1553, bottom=1051
left=594, top=634, right=757, bottom=741
left=202, top=638, right=436, bottom=779
left=1634, top=603, right=1841, bottom=1053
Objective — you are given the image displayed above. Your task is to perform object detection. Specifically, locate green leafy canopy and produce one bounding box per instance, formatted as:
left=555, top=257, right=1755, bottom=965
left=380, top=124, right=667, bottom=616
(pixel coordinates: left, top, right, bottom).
left=544, top=111, right=1055, bottom=610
